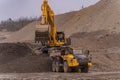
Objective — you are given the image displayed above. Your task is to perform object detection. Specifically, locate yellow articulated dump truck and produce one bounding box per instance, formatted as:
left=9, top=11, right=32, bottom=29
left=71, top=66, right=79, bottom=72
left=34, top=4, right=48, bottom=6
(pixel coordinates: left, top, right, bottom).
left=49, top=47, right=92, bottom=72
left=35, top=0, right=92, bottom=73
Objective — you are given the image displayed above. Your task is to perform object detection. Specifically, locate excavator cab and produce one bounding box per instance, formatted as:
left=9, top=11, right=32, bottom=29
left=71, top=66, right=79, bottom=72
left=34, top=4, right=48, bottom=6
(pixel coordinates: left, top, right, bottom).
left=56, top=32, right=65, bottom=42
left=56, top=32, right=71, bottom=46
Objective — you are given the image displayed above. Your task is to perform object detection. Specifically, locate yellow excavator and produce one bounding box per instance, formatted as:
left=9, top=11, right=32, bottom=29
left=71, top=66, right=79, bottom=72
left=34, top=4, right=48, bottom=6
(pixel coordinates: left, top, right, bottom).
left=35, top=0, right=71, bottom=46
left=35, top=0, right=92, bottom=72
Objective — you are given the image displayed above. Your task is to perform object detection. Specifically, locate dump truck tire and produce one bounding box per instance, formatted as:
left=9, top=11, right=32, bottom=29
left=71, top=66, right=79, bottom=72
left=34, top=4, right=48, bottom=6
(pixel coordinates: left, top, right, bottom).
left=52, top=61, right=56, bottom=72
left=55, top=61, right=60, bottom=72
left=63, top=61, right=71, bottom=73
left=81, top=66, right=89, bottom=73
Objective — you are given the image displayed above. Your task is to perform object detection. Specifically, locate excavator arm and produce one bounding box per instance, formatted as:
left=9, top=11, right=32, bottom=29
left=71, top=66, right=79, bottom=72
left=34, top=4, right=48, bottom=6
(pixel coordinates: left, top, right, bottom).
left=40, top=0, right=57, bottom=46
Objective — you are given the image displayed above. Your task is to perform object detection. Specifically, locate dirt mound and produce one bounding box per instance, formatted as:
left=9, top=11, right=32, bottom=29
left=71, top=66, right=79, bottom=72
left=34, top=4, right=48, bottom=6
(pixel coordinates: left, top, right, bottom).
left=0, top=32, right=12, bottom=41
left=2, top=0, right=120, bottom=42
left=71, top=30, right=120, bottom=71
left=56, top=0, right=120, bottom=35
left=1, top=31, right=120, bottom=73
left=0, top=22, right=38, bottom=43
left=0, top=43, right=51, bottom=73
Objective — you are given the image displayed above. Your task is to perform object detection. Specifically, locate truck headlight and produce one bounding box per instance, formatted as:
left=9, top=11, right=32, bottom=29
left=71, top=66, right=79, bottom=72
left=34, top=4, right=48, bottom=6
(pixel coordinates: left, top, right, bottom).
left=88, top=62, right=92, bottom=67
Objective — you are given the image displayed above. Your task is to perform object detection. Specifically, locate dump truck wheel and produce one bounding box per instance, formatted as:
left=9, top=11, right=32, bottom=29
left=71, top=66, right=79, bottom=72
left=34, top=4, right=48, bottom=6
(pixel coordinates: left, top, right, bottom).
left=55, top=61, right=60, bottom=72
left=63, top=61, right=71, bottom=73
left=52, top=61, right=56, bottom=72
left=70, top=67, right=79, bottom=72
left=81, top=66, right=89, bottom=73
left=73, top=67, right=79, bottom=72
left=55, top=60, right=64, bottom=72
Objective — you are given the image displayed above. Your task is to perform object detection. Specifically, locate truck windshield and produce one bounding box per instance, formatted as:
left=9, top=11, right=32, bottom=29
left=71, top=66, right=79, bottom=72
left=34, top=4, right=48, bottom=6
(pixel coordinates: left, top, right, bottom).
left=73, top=50, right=83, bottom=55
left=73, top=50, right=86, bottom=58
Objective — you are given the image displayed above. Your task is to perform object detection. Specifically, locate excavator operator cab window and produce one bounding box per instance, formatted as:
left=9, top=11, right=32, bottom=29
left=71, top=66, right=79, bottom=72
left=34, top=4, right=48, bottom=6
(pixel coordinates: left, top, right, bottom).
left=57, top=32, right=64, bottom=42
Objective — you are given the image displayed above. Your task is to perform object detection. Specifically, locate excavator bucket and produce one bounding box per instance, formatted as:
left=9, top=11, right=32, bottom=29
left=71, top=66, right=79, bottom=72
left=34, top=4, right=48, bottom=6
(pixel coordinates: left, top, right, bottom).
left=35, top=24, right=49, bottom=43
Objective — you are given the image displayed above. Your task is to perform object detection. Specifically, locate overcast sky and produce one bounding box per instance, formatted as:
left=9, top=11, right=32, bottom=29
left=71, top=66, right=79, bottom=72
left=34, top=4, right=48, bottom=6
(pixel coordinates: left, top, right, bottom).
left=0, top=0, right=100, bottom=21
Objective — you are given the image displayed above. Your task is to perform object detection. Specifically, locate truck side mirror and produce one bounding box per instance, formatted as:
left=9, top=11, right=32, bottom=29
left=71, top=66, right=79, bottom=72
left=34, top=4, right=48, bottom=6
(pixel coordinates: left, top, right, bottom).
left=83, top=50, right=90, bottom=57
